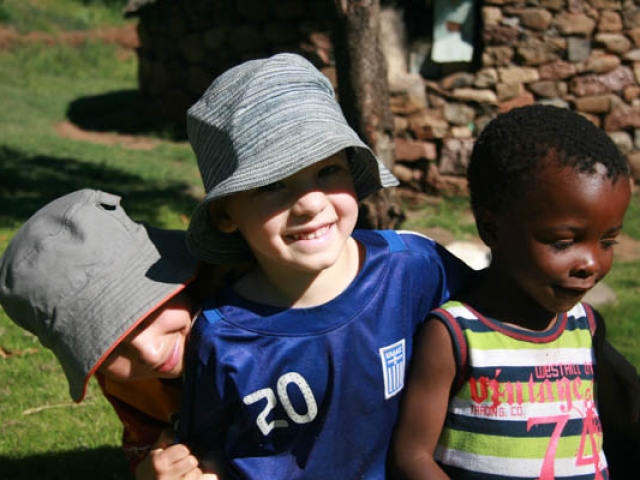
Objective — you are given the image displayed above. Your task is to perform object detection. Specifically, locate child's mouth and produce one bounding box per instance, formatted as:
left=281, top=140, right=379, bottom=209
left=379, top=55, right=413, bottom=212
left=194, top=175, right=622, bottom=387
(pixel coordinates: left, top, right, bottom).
left=553, top=285, right=590, bottom=299
left=289, top=224, right=331, bottom=241
left=157, top=338, right=181, bottom=374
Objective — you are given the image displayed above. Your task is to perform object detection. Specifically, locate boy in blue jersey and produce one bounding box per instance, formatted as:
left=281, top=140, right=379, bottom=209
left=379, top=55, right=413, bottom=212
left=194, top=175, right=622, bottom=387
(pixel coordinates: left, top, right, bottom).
left=177, top=53, right=473, bottom=479
left=392, top=105, right=640, bottom=479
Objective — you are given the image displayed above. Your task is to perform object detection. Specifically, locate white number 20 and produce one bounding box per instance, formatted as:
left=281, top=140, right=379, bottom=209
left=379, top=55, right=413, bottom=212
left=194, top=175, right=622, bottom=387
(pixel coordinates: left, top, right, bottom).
left=242, top=372, right=318, bottom=436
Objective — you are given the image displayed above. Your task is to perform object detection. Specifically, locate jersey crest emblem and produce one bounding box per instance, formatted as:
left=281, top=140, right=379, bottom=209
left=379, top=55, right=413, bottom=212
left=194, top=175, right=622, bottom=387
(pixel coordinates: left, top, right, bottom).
left=379, top=339, right=406, bottom=399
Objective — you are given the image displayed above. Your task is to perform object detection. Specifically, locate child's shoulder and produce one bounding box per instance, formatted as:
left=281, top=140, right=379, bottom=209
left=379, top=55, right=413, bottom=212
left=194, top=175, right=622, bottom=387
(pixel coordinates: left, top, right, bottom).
left=353, top=229, right=444, bottom=272
left=353, top=228, right=439, bottom=254
left=354, top=229, right=472, bottom=282
left=573, top=301, right=602, bottom=335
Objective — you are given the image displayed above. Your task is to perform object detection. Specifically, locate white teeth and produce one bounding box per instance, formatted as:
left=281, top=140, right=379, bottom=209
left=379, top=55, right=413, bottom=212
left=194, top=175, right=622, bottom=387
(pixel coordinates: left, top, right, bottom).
left=291, top=225, right=329, bottom=240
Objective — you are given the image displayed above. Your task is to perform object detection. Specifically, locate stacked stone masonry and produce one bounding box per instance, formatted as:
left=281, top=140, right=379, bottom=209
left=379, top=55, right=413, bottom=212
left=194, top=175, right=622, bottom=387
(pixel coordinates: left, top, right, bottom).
left=126, top=0, right=640, bottom=200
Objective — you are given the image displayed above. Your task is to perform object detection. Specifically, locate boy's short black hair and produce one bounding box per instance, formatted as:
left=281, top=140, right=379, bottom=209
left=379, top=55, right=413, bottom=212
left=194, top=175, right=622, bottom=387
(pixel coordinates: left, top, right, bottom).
left=467, top=104, right=630, bottom=217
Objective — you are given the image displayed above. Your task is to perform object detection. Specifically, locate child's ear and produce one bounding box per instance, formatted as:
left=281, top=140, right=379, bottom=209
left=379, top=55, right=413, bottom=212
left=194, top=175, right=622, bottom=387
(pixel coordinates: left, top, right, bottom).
left=476, top=210, right=499, bottom=248
left=209, top=201, right=237, bottom=234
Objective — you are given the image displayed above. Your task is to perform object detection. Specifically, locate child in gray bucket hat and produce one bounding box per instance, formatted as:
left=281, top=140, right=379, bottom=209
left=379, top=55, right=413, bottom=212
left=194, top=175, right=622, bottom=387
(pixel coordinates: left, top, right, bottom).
left=177, top=53, right=474, bottom=479
left=185, top=53, right=399, bottom=264
left=0, top=189, right=221, bottom=480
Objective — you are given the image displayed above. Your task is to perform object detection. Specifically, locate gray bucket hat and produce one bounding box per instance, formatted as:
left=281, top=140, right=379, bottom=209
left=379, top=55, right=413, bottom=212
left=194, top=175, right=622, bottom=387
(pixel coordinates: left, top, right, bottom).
left=186, top=53, right=399, bottom=264
left=0, top=189, right=198, bottom=402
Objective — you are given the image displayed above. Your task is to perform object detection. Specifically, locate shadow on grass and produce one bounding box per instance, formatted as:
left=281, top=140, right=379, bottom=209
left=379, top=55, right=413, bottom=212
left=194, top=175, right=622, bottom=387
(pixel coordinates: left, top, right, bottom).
left=66, top=90, right=187, bottom=141
left=0, top=145, right=197, bottom=228
left=0, top=446, right=131, bottom=479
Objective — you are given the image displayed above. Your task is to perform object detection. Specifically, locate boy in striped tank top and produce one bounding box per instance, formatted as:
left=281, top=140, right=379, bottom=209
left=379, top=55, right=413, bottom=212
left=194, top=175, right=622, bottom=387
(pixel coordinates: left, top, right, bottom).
left=392, top=105, right=638, bottom=479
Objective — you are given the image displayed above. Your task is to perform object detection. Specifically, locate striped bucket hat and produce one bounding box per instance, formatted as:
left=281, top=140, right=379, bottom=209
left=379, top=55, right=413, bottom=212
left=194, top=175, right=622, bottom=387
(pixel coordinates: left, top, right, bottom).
left=186, top=53, right=398, bottom=264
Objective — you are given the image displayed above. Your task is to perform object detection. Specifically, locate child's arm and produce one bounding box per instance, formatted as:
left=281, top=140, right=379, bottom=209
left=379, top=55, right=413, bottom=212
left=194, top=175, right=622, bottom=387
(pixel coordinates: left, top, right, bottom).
left=598, top=340, right=640, bottom=443
left=391, top=318, right=455, bottom=480
left=592, top=310, right=640, bottom=443
left=602, top=340, right=640, bottom=423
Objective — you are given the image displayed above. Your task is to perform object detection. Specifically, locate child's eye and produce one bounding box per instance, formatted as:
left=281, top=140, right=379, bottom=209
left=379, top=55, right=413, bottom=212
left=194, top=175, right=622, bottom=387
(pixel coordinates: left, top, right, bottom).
left=257, top=181, right=285, bottom=193
left=318, top=164, right=342, bottom=178
left=551, top=240, right=574, bottom=251
left=601, top=239, right=619, bottom=249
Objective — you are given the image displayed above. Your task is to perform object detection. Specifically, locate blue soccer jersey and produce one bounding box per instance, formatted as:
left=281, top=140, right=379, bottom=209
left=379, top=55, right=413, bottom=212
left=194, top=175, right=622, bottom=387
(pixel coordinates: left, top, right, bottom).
left=178, top=229, right=471, bottom=479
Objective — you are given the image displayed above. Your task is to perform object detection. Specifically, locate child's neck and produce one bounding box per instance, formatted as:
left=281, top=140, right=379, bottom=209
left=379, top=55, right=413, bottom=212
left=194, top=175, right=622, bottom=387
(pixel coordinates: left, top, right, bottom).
left=233, top=237, right=364, bottom=308
left=460, top=269, right=558, bottom=332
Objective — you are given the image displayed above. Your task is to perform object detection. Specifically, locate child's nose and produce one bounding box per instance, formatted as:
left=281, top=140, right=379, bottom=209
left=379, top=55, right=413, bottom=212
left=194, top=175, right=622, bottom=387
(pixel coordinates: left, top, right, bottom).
left=572, top=250, right=599, bottom=279
left=128, top=334, right=163, bottom=367
left=291, top=189, right=327, bottom=216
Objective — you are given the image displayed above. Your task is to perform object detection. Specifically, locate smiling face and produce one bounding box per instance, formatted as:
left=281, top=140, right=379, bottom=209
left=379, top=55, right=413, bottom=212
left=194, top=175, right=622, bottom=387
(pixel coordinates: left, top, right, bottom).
left=97, top=291, right=193, bottom=381
left=485, top=160, right=630, bottom=317
left=217, top=151, right=359, bottom=280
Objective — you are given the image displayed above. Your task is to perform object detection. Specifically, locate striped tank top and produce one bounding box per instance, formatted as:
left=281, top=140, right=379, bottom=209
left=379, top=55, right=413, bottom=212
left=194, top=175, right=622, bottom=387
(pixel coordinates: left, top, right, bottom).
left=432, top=301, right=608, bottom=480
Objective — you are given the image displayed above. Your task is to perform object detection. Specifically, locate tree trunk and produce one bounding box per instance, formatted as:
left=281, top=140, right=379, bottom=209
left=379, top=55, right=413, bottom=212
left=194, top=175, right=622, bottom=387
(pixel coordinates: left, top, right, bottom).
left=332, top=0, right=404, bottom=230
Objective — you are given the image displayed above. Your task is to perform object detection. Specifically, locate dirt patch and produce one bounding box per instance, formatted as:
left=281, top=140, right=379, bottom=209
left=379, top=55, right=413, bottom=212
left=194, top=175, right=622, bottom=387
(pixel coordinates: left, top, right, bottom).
left=54, top=121, right=158, bottom=150
left=0, top=23, right=139, bottom=50
left=410, top=226, right=458, bottom=246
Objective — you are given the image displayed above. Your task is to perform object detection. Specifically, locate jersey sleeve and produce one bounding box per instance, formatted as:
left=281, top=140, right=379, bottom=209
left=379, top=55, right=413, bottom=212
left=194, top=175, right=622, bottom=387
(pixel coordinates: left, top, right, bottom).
left=397, top=230, right=475, bottom=309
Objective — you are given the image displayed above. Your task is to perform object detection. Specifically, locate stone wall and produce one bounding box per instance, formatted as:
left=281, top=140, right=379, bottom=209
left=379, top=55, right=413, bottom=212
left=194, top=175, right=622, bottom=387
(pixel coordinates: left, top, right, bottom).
left=126, top=0, right=336, bottom=125
left=126, top=0, right=640, bottom=200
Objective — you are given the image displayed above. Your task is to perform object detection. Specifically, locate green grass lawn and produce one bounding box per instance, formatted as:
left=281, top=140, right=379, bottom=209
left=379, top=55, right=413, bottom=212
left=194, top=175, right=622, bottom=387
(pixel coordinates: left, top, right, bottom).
left=0, top=0, right=129, bottom=34
left=1, top=1, right=640, bottom=479
left=0, top=2, right=200, bottom=478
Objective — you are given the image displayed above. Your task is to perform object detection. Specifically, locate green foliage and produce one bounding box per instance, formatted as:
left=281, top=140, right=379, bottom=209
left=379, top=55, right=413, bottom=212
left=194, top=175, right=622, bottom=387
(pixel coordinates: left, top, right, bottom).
left=77, top=0, right=129, bottom=9
left=1, top=43, right=134, bottom=91
left=0, top=4, right=13, bottom=23
left=401, top=195, right=479, bottom=240
left=620, top=192, right=640, bottom=239
left=0, top=3, right=197, bottom=478
left=0, top=305, right=130, bottom=478
left=0, top=38, right=201, bottom=236
left=0, top=0, right=132, bottom=33
left=598, top=257, right=640, bottom=368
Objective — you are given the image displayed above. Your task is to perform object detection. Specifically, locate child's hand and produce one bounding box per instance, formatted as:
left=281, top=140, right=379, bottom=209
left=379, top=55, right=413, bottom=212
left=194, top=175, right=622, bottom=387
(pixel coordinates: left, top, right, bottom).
left=135, top=428, right=219, bottom=480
